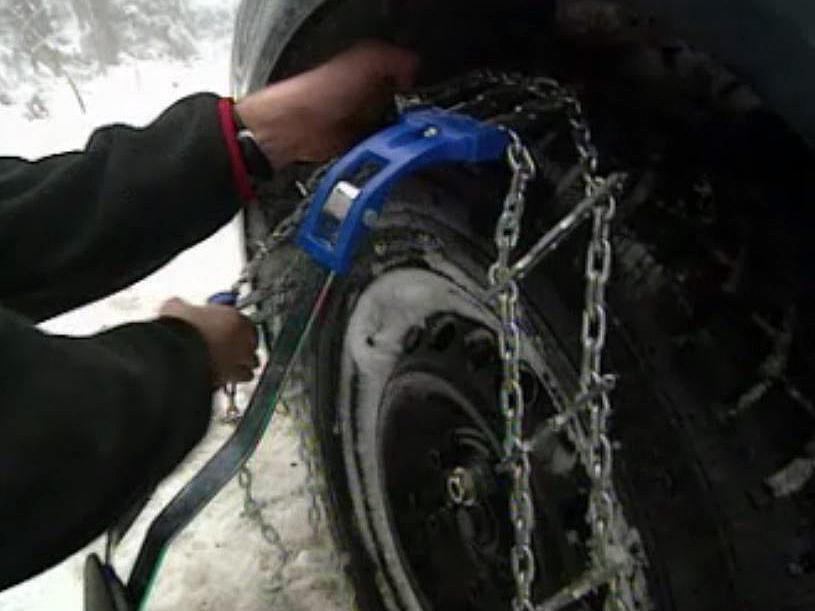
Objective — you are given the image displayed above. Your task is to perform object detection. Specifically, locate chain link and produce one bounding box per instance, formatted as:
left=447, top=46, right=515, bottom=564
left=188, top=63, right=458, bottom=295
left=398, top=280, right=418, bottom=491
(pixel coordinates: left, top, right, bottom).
left=469, top=74, right=636, bottom=610
left=220, top=376, right=358, bottom=607
left=233, top=164, right=331, bottom=299
left=283, top=369, right=359, bottom=608
left=561, top=89, right=627, bottom=606
left=488, top=131, right=538, bottom=611
left=283, top=370, right=323, bottom=537
left=221, top=390, right=290, bottom=595
left=221, top=159, right=357, bottom=609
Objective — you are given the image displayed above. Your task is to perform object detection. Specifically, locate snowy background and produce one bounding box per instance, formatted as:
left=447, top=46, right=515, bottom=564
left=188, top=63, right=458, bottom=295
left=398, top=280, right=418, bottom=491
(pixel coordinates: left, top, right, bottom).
left=0, top=1, right=346, bottom=609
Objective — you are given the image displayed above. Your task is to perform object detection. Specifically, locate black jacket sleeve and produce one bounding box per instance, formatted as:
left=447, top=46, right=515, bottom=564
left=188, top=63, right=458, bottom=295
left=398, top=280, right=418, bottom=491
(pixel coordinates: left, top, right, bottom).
left=0, top=93, right=243, bottom=589
left=0, top=310, right=213, bottom=588
left=0, top=93, right=241, bottom=322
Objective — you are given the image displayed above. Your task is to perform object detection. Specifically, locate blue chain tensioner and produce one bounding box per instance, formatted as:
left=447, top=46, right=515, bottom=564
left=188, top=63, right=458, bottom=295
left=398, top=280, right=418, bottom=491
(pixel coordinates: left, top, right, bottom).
left=297, top=108, right=509, bottom=274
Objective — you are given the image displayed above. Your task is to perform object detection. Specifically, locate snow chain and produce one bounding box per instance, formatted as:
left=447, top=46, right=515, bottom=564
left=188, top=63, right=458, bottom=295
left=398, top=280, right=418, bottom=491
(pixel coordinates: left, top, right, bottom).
left=481, top=75, right=635, bottom=611
left=228, top=73, right=646, bottom=611
left=488, top=130, right=538, bottom=611
left=221, top=161, right=357, bottom=608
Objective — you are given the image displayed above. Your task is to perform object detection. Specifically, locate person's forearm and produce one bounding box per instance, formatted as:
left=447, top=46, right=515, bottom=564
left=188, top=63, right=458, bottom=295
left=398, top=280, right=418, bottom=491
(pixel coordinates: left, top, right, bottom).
left=0, top=93, right=244, bottom=323
left=0, top=307, right=213, bottom=589
left=0, top=43, right=418, bottom=324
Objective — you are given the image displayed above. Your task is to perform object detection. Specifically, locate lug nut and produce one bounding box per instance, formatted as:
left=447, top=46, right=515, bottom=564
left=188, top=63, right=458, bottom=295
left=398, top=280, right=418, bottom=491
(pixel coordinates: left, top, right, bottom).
left=447, top=466, right=477, bottom=506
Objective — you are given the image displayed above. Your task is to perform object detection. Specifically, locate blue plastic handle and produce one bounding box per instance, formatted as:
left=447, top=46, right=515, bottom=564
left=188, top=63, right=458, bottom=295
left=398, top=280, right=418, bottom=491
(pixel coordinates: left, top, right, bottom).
left=207, top=291, right=238, bottom=306
left=296, top=108, right=509, bottom=274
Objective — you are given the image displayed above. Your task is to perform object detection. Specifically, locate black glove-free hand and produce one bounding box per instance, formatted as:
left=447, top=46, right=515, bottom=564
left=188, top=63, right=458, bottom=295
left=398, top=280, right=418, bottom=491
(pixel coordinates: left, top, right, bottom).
left=234, top=40, right=419, bottom=168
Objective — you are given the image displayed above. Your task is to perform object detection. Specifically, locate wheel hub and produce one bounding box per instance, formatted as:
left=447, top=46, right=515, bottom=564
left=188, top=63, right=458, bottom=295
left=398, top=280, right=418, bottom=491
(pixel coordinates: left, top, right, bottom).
left=377, top=312, right=586, bottom=610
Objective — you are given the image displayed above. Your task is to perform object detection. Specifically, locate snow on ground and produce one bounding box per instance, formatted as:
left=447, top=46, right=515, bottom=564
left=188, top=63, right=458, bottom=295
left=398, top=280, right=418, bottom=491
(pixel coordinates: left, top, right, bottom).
left=0, top=8, right=347, bottom=611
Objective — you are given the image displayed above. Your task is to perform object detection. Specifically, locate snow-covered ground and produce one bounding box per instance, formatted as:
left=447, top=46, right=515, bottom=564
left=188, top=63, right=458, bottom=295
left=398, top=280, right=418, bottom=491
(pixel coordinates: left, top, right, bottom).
left=0, top=6, right=347, bottom=611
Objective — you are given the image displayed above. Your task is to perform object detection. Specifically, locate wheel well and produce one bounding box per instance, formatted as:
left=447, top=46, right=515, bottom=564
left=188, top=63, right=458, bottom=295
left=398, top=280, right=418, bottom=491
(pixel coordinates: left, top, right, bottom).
left=235, top=0, right=815, bottom=150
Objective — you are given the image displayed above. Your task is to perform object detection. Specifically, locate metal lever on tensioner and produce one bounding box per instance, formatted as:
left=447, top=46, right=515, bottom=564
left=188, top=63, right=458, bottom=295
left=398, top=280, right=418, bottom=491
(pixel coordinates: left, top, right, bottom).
left=109, top=108, right=509, bottom=611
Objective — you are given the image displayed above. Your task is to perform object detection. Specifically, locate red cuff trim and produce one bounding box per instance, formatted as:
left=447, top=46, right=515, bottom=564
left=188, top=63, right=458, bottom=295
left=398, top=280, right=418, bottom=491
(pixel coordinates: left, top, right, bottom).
left=217, top=97, right=255, bottom=203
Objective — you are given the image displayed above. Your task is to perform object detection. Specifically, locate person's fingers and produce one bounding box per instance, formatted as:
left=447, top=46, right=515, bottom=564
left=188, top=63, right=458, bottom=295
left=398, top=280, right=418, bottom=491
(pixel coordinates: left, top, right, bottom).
left=234, top=365, right=255, bottom=383
left=240, top=317, right=259, bottom=347
left=238, top=349, right=258, bottom=369
left=156, top=298, right=261, bottom=387
left=158, top=296, right=187, bottom=317
left=340, top=40, right=419, bottom=91
left=381, top=46, right=419, bottom=91
left=235, top=40, right=418, bottom=168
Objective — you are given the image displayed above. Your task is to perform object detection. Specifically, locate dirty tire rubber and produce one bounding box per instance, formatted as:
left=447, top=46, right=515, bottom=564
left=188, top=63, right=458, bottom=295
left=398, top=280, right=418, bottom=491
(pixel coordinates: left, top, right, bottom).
left=292, top=171, right=812, bottom=611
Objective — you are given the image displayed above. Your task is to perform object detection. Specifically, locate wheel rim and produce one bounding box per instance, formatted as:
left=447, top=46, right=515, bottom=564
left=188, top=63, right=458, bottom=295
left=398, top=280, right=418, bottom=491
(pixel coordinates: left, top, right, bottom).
left=336, top=265, right=621, bottom=610
left=378, top=308, right=597, bottom=609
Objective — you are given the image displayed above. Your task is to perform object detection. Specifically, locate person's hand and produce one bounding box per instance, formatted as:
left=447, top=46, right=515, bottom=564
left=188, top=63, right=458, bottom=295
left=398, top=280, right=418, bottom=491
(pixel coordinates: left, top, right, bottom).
left=235, top=40, right=419, bottom=167
left=159, top=297, right=257, bottom=387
